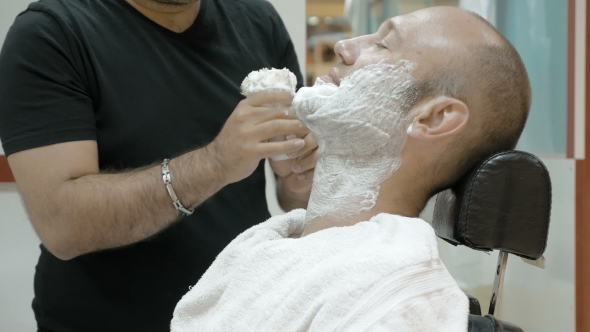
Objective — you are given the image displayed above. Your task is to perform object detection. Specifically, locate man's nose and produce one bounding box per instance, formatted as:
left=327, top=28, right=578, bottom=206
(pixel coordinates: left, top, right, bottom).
left=334, top=37, right=361, bottom=65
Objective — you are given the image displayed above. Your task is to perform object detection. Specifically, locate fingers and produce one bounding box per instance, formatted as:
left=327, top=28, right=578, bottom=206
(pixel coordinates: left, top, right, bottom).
left=252, top=106, right=298, bottom=124
left=255, top=119, right=309, bottom=140
left=287, top=133, right=318, bottom=159
left=241, top=90, right=308, bottom=132
left=258, top=138, right=306, bottom=159
left=290, top=149, right=319, bottom=176
left=268, top=158, right=295, bottom=178
left=246, top=89, right=293, bottom=107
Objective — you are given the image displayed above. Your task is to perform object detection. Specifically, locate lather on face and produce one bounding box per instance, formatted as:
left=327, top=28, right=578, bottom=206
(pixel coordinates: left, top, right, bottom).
left=293, top=61, right=417, bottom=223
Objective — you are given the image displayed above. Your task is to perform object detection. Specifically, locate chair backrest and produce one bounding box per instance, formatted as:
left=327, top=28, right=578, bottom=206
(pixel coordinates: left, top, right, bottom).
left=432, top=150, right=552, bottom=260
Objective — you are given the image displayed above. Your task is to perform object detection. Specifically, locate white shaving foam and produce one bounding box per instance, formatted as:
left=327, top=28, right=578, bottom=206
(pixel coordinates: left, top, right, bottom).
left=241, top=68, right=298, bottom=161
left=293, top=61, right=417, bottom=222
left=241, top=68, right=297, bottom=97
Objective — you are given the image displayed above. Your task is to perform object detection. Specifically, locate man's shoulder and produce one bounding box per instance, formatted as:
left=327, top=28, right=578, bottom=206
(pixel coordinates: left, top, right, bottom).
left=3, top=0, right=104, bottom=53
left=16, top=0, right=124, bottom=32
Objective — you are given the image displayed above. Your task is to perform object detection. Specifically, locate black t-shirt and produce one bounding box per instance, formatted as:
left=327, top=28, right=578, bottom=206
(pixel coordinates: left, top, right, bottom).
left=0, top=0, right=302, bottom=331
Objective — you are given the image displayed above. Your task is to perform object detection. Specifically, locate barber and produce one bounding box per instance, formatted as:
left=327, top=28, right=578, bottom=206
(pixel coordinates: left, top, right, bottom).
left=0, top=0, right=318, bottom=331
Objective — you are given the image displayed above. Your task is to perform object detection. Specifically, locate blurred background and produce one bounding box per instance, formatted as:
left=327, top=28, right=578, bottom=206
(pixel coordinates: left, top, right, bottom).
left=0, top=0, right=585, bottom=331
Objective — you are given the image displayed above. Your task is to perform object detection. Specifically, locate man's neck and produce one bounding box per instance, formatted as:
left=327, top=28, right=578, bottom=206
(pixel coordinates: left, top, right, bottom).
left=126, top=0, right=201, bottom=33
left=301, top=166, right=430, bottom=237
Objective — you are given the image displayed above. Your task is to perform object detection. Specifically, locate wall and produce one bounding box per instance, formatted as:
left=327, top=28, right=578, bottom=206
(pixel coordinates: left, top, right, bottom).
left=0, top=183, right=38, bottom=331
left=497, top=0, right=569, bottom=156
left=0, top=0, right=305, bottom=330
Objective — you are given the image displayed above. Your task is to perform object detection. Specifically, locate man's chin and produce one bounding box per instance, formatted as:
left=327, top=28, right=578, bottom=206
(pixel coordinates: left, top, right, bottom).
left=293, top=78, right=339, bottom=121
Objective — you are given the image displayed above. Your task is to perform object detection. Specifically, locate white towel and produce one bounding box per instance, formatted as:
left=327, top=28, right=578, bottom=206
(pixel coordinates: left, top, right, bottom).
left=171, top=210, right=469, bottom=332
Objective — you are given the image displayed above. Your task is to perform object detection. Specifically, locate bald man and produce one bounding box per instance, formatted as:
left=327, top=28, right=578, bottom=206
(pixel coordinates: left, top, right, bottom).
left=171, top=7, right=531, bottom=331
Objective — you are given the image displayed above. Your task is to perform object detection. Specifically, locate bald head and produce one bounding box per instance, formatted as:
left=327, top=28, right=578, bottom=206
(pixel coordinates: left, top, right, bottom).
left=408, top=10, right=531, bottom=192
left=331, top=7, right=505, bottom=83
left=330, top=6, right=531, bottom=196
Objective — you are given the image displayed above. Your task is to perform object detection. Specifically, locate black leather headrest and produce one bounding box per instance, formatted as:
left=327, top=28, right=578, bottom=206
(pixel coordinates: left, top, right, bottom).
left=432, top=150, right=551, bottom=260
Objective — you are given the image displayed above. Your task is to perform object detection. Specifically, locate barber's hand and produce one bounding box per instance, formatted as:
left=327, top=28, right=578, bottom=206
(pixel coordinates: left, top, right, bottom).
left=270, top=132, right=319, bottom=196
left=209, top=90, right=308, bottom=184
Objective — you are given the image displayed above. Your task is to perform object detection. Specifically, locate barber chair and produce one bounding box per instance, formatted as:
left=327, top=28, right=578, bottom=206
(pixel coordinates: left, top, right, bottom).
left=432, top=150, right=551, bottom=332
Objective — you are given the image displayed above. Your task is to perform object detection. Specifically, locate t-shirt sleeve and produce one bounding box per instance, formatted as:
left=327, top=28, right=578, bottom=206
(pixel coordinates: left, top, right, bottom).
left=0, top=9, right=96, bottom=156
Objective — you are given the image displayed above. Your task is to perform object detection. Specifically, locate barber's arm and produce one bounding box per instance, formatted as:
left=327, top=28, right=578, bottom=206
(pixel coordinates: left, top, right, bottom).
left=8, top=91, right=306, bottom=261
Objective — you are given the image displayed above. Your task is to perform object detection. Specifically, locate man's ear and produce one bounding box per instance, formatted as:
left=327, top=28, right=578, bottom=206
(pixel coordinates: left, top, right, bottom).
left=407, top=96, right=469, bottom=141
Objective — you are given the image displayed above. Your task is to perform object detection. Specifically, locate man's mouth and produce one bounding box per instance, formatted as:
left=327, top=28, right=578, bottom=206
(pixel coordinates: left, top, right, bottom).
left=319, top=68, right=341, bottom=87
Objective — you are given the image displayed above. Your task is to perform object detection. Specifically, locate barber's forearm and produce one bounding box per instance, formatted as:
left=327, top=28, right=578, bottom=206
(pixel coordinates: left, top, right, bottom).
left=44, top=145, right=226, bottom=260
left=276, top=178, right=310, bottom=211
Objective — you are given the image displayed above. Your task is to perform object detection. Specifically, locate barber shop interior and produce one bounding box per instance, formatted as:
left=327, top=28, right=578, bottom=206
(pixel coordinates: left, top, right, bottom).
left=0, top=0, right=587, bottom=331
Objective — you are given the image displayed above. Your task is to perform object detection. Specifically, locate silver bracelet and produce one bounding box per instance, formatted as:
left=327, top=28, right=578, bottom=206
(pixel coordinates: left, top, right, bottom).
left=161, top=159, right=194, bottom=216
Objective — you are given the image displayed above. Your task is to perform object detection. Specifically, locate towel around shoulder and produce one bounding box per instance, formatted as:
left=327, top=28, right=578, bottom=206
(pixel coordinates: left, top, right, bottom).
left=171, top=209, right=468, bottom=331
